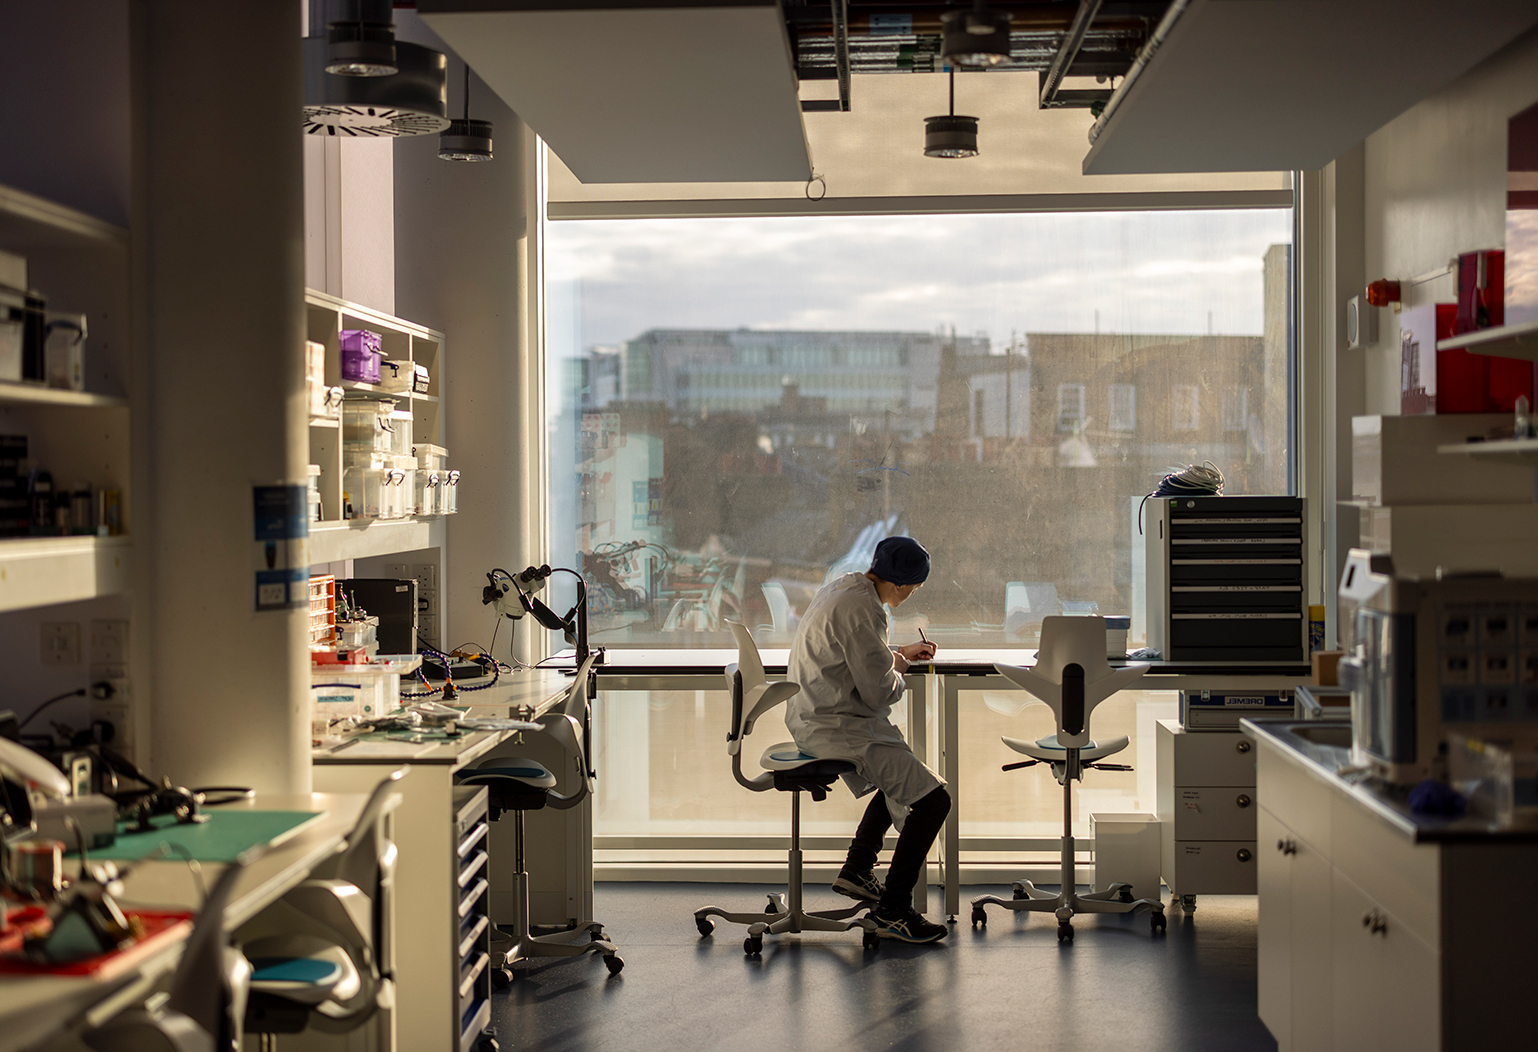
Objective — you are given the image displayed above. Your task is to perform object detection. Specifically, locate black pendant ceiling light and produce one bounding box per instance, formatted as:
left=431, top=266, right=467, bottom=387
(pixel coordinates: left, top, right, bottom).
left=325, top=0, right=397, bottom=77
left=440, top=66, right=494, bottom=162
left=940, top=0, right=1013, bottom=68
left=303, top=0, right=450, bottom=138
left=924, top=69, right=978, bottom=159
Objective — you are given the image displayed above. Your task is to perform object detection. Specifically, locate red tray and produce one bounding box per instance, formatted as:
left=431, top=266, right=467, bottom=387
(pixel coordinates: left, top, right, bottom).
left=0, top=908, right=194, bottom=977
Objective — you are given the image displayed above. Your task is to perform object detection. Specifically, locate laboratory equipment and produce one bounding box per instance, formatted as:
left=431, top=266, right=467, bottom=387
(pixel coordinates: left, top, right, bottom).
left=1179, top=688, right=1296, bottom=731
left=454, top=657, right=623, bottom=979
left=1337, top=549, right=1538, bottom=784
left=693, top=622, right=879, bottom=955
left=1144, top=495, right=1307, bottom=663
left=337, top=577, right=417, bottom=654
left=43, top=312, right=85, bottom=391
left=971, top=616, right=1167, bottom=939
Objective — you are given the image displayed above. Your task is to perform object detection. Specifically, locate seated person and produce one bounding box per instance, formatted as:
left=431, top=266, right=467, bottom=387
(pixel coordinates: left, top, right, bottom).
left=785, top=536, right=950, bottom=944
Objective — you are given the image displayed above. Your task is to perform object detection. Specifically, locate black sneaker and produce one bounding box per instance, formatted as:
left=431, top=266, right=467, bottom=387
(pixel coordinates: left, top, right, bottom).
left=870, top=906, right=947, bottom=944
left=831, top=870, right=885, bottom=903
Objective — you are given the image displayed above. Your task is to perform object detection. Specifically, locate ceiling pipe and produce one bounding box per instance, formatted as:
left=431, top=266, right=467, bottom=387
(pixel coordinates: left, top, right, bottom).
left=1087, top=0, right=1189, bottom=144
left=1039, top=0, right=1104, bottom=108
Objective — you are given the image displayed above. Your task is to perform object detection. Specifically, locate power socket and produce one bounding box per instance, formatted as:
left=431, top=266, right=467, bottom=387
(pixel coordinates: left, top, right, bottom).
left=40, top=622, right=81, bottom=665
left=90, top=620, right=129, bottom=664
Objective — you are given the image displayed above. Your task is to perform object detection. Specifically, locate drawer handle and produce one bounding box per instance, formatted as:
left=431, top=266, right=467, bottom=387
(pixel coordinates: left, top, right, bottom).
left=1276, top=838, right=1296, bottom=855
left=1361, top=910, right=1388, bottom=937
left=1235, top=740, right=1252, bottom=754
left=1236, top=794, right=1252, bottom=809
left=1236, top=848, right=1252, bottom=863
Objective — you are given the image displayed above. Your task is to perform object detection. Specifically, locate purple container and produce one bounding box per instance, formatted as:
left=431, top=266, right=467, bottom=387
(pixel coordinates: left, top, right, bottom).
left=340, top=329, right=382, bottom=385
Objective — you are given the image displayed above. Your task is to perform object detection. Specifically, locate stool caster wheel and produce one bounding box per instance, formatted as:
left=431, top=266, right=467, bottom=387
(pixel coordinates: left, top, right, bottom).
left=590, top=929, right=607, bottom=942
left=476, top=1030, right=500, bottom=1052
left=490, top=967, right=513, bottom=991
left=508, top=964, right=529, bottom=982
left=604, top=954, right=624, bottom=975
left=863, top=930, right=880, bottom=951
left=1181, top=894, right=1197, bottom=913
left=1151, top=911, right=1167, bottom=934
left=1011, top=884, right=1027, bottom=900
left=743, top=935, right=763, bottom=956
left=696, top=917, right=715, bottom=937
left=1057, top=922, right=1074, bottom=944
left=971, top=906, right=987, bottom=928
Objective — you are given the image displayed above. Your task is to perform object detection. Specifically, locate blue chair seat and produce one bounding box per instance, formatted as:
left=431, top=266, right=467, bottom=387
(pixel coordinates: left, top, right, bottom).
left=250, top=957, right=345, bottom=986
left=456, top=758, right=557, bottom=790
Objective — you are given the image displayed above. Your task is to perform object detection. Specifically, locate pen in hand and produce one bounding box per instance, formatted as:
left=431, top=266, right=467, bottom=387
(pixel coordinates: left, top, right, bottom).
left=918, top=626, right=933, bottom=664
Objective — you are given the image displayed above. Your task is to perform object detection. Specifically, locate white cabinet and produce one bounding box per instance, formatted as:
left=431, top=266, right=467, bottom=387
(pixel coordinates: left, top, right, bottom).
left=1329, top=868, right=1438, bottom=1052
left=1157, top=720, right=1258, bottom=902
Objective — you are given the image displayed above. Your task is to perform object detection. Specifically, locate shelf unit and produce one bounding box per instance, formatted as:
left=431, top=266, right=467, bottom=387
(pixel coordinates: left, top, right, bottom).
left=0, top=182, right=132, bottom=613
left=1437, top=437, right=1538, bottom=469
left=304, top=289, right=445, bottom=525
left=309, top=517, right=446, bottom=565
left=1436, top=319, right=1538, bottom=361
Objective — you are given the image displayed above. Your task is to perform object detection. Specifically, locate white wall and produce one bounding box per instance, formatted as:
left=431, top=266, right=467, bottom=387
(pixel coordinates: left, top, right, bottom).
left=1360, top=26, right=1538, bottom=415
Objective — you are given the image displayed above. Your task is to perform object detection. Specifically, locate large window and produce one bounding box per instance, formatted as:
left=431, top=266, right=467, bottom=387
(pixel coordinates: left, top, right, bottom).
left=546, top=208, right=1294, bottom=849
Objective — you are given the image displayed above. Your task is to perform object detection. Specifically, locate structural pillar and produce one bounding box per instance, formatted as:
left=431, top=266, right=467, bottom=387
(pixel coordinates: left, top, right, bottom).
left=393, top=25, right=546, bottom=665
left=131, top=0, right=311, bottom=792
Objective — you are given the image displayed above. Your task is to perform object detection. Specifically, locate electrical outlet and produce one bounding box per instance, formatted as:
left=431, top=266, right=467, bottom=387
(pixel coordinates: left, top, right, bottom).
left=90, top=620, right=129, bottom=664
left=414, top=564, right=437, bottom=591
left=384, top=563, right=409, bottom=580
left=40, top=622, right=81, bottom=665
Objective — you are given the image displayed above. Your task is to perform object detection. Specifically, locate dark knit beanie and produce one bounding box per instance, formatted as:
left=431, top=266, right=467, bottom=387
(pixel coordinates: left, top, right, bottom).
left=870, top=536, right=930, bottom=585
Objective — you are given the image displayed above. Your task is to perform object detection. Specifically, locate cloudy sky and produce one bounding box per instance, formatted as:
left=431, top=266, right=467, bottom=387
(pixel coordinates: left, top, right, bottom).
left=546, top=208, right=1292, bottom=355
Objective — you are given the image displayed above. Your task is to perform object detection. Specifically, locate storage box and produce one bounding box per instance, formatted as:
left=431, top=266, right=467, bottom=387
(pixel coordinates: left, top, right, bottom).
left=343, top=462, right=385, bottom=519
left=1351, top=414, right=1531, bottom=505
left=415, top=469, right=441, bottom=516
left=414, top=442, right=447, bottom=471
left=43, top=313, right=85, bottom=391
left=378, top=358, right=430, bottom=395
left=343, top=399, right=397, bottom=454
left=307, top=465, right=322, bottom=523
left=339, top=329, right=382, bottom=384
left=385, top=408, right=412, bottom=457
left=1359, top=503, right=1538, bottom=577
left=1091, top=813, right=1162, bottom=902
left=1105, top=615, right=1130, bottom=659
left=443, top=469, right=460, bottom=514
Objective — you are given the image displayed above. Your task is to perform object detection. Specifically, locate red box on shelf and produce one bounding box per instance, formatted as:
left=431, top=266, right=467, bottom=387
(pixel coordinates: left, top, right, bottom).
left=1455, top=249, right=1504, bottom=333
left=1437, top=305, right=1536, bottom=414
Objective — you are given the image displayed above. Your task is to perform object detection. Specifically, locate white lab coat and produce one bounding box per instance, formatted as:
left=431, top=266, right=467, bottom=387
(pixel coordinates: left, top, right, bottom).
left=785, top=573, right=944, bottom=828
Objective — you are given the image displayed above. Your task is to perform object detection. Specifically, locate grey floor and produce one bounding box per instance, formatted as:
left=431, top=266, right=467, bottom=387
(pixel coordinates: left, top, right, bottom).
left=487, top=883, right=1276, bottom=1052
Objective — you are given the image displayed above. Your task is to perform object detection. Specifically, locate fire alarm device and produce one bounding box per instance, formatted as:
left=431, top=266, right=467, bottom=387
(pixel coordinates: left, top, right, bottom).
left=1346, top=295, right=1377, bottom=350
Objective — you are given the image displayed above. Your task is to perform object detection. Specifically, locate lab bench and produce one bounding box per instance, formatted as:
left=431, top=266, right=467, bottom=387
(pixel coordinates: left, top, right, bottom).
left=312, top=667, right=577, bottom=1052
left=1245, top=718, right=1538, bottom=1052
left=579, top=648, right=1310, bottom=916
left=0, top=792, right=371, bottom=1052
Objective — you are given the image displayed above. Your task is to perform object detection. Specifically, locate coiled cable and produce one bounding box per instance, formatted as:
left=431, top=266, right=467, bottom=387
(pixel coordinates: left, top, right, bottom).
left=1139, top=461, right=1225, bottom=534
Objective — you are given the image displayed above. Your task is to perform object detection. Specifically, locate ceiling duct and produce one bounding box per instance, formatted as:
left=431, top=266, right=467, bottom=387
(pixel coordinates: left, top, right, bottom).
left=303, top=1, right=450, bottom=137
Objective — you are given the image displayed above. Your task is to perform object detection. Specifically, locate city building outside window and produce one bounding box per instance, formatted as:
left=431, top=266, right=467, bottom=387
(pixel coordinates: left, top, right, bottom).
left=1056, top=383, right=1086, bottom=432
left=1172, top=383, right=1201, bottom=431
left=1223, top=384, right=1250, bottom=431
left=1108, top=383, right=1136, bottom=432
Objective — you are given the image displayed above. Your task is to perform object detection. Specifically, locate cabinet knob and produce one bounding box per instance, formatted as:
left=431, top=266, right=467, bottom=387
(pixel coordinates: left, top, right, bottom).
left=1361, top=910, right=1388, bottom=936
left=1277, top=838, right=1296, bottom=855
left=1236, top=848, right=1252, bottom=863
left=1236, top=740, right=1252, bottom=754
left=1236, top=793, right=1252, bottom=809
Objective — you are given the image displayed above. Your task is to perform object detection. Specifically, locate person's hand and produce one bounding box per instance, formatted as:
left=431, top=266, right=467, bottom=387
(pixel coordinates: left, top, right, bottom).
left=897, top=641, right=937, bottom=665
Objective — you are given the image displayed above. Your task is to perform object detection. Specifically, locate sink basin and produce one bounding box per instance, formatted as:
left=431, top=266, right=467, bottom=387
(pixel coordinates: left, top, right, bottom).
left=1289, top=723, right=1353, bottom=749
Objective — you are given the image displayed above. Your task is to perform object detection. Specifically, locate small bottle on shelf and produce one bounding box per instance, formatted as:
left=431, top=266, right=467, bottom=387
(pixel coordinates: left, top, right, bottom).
left=1516, top=394, right=1531, bottom=439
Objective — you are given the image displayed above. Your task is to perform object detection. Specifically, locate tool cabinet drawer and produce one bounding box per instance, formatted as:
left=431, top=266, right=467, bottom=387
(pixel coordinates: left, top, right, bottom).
left=1158, top=723, right=1258, bottom=786
left=1166, top=786, right=1259, bottom=841
left=1162, top=840, right=1258, bottom=894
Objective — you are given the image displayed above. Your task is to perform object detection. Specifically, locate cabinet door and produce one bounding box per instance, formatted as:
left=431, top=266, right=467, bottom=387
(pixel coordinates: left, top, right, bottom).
left=1376, top=915, right=1438, bottom=1052
left=1331, top=869, right=1382, bottom=1052
left=1289, top=835, right=1334, bottom=1052
left=1256, top=808, right=1293, bottom=1049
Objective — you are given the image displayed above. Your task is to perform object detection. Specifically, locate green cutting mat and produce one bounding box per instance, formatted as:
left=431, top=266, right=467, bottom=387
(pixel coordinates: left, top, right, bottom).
left=75, top=810, right=325, bottom=863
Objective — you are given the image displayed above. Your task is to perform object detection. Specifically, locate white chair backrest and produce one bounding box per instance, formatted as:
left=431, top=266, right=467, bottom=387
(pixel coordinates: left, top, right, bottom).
left=761, top=582, right=792, bottom=634
left=994, top=615, right=1146, bottom=748
left=561, top=655, right=598, bottom=719
left=724, top=620, right=799, bottom=748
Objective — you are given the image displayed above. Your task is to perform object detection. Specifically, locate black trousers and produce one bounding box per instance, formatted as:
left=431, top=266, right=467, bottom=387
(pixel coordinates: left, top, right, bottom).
left=841, top=785, right=951, bottom=914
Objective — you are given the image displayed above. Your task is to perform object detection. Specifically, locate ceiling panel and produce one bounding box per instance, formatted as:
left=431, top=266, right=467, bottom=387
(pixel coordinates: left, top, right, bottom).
left=420, top=1, right=812, bottom=183
left=1083, top=0, right=1538, bottom=175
